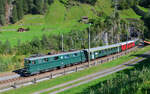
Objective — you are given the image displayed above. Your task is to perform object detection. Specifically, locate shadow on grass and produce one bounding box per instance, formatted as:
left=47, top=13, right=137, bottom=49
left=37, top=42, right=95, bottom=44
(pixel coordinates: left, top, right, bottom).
left=78, top=53, right=150, bottom=94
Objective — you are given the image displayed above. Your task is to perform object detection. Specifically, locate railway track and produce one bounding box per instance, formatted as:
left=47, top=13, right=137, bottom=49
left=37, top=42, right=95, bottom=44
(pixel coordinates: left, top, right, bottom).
left=0, top=46, right=139, bottom=92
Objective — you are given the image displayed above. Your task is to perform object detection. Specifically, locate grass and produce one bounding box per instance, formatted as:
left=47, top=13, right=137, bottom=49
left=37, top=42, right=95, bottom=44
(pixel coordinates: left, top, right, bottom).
left=119, top=8, right=141, bottom=19
left=43, top=74, right=116, bottom=94
left=137, top=5, right=149, bottom=13
left=60, top=60, right=150, bottom=94
left=0, top=0, right=114, bottom=46
left=95, top=0, right=113, bottom=16
left=1, top=46, right=150, bottom=94
left=44, top=0, right=97, bottom=34
left=0, top=0, right=96, bottom=46
left=0, top=15, right=47, bottom=45
left=58, top=72, right=117, bottom=94
left=58, top=47, right=150, bottom=94
left=0, top=0, right=141, bottom=46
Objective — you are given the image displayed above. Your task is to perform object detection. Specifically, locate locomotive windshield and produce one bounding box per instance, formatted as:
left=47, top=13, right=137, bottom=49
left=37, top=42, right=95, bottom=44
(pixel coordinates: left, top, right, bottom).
left=25, top=60, right=30, bottom=64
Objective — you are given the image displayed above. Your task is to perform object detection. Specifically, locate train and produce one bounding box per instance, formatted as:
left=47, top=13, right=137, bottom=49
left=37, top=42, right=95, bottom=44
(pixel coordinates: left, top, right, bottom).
left=23, top=39, right=139, bottom=76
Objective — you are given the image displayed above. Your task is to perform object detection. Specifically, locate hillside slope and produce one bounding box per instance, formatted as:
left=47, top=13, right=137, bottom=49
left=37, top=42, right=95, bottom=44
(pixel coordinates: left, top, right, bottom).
left=0, top=0, right=140, bottom=46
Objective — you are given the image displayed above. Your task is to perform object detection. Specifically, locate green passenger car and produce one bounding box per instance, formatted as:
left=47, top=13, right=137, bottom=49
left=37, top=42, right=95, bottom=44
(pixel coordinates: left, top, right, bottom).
left=88, top=43, right=122, bottom=60
left=24, top=50, right=87, bottom=75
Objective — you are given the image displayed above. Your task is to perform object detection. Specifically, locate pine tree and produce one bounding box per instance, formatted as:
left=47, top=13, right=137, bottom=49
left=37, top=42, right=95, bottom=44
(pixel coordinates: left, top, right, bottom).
left=16, top=0, right=24, bottom=20
left=0, top=0, right=5, bottom=14
left=48, top=0, right=54, bottom=5
left=12, top=5, right=18, bottom=23
left=23, top=0, right=29, bottom=14
left=0, top=0, right=5, bottom=25
left=34, top=0, right=44, bottom=14
left=43, top=0, right=49, bottom=13
left=27, top=0, right=34, bottom=13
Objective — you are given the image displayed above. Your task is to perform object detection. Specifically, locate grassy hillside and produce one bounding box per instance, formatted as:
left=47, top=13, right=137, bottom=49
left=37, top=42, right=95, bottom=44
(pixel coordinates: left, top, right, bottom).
left=119, top=8, right=141, bottom=19
left=0, top=0, right=140, bottom=46
left=0, top=15, right=47, bottom=45
left=95, top=0, right=113, bottom=16
left=137, top=5, right=149, bottom=13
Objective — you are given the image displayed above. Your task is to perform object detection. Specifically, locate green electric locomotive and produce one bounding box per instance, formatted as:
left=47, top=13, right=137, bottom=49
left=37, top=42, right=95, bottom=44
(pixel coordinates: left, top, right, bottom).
left=24, top=50, right=87, bottom=76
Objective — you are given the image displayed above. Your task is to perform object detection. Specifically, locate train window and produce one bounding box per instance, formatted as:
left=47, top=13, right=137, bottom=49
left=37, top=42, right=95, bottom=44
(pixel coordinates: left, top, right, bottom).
left=95, top=52, right=98, bottom=55
left=32, top=61, right=35, bottom=64
left=60, top=56, right=63, bottom=59
left=38, top=59, right=42, bottom=63
left=75, top=53, right=78, bottom=56
left=54, top=56, right=59, bottom=60
left=64, top=55, right=70, bottom=59
left=73, top=53, right=78, bottom=57
left=44, top=58, right=48, bottom=62
left=25, top=60, right=30, bottom=64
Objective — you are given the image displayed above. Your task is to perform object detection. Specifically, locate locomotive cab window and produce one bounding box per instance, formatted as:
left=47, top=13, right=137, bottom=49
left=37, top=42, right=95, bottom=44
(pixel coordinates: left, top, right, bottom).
left=32, top=61, right=36, bottom=64
left=25, top=60, right=30, bottom=64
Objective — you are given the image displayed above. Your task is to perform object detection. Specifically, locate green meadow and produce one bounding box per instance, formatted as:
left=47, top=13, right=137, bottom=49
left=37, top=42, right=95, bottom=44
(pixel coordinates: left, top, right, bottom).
left=119, top=8, right=141, bottom=19
left=137, top=5, right=149, bottom=13
left=0, top=0, right=141, bottom=46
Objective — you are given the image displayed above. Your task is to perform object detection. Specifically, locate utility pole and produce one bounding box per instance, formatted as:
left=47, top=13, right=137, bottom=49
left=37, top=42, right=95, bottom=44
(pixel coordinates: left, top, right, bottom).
left=88, top=23, right=91, bottom=67
left=112, top=0, right=118, bottom=44
left=114, top=0, right=120, bottom=53
left=62, top=34, right=64, bottom=52
left=62, top=12, right=66, bottom=52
